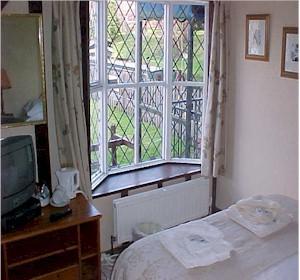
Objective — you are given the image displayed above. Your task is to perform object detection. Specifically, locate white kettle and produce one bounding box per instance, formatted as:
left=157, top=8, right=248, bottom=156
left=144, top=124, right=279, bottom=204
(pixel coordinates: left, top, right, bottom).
left=56, top=168, right=80, bottom=199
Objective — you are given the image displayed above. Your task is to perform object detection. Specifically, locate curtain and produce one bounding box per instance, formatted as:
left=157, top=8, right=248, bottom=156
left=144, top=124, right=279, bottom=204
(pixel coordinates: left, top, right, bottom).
left=52, top=1, right=92, bottom=199
left=201, top=2, right=227, bottom=177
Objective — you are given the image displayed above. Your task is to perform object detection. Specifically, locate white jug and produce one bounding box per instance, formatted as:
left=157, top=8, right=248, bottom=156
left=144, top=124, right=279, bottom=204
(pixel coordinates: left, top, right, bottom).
left=55, top=168, right=80, bottom=200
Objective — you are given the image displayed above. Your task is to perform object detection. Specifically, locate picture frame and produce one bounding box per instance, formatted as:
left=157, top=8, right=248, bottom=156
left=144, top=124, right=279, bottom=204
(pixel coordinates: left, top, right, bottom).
left=245, top=14, right=270, bottom=61
left=281, top=27, right=298, bottom=79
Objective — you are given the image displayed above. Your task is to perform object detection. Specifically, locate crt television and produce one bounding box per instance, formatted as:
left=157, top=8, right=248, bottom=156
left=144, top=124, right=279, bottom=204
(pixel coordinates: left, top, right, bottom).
left=1, top=135, right=36, bottom=215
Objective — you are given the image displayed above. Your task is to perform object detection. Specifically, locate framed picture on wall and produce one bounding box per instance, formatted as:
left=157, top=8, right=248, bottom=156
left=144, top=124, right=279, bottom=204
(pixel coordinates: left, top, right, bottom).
left=245, top=14, right=270, bottom=61
left=281, top=27, right=298, bottom=79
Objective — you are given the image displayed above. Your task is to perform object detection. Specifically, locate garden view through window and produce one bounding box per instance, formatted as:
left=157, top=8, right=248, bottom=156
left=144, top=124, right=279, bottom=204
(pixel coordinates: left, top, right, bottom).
left=89, top=1, right=208, bottom=187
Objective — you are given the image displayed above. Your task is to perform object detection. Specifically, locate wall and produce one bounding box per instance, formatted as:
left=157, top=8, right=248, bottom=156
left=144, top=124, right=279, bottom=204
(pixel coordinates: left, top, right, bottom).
left=2, top=1, right=28, bottom=13
left=217, top=1, right=298, bottom=209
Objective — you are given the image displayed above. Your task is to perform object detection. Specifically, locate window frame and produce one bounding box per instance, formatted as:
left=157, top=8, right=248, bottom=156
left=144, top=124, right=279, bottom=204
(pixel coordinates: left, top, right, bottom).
left=90, top=0, right=209, bottom=189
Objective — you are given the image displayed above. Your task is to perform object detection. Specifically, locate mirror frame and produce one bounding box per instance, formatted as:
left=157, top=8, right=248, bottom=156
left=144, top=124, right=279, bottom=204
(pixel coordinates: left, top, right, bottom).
left=1, top=14, right=47, bottom=128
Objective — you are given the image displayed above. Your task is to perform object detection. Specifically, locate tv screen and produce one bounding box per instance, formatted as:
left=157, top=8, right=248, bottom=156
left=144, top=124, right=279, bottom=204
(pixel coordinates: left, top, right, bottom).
left=1, top=135, right=36, bottom=215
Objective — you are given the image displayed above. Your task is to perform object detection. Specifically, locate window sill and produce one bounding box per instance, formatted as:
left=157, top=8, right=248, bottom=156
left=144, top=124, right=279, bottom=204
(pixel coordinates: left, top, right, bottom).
left=92, top=163, right=201, bottom=199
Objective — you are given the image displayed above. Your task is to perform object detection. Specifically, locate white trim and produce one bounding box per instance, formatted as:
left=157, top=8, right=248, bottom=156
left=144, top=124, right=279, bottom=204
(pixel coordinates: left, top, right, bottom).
left=90, top=84, right=103, bottom=92
left=108, top=158, right=201, bottom=176
left=172, top=81, right=205, bottom=87
left=162, top=3, right=173, bottom=161
left=94, top=0, right=100, bottom=85
left=134, top=2, right=141, bottom=164
left=106, top=81, right=166, bottom=89
left=170, top=158, right=201, bottom=164
left=200, top=2, right=209, bottom=163
left=137, top=0, right=207, bottom=4
left=108, top=158, right=166, bottom=175
left=91, top=172, right=107, bottom=191
left=100, top=1, right=108, bottom=175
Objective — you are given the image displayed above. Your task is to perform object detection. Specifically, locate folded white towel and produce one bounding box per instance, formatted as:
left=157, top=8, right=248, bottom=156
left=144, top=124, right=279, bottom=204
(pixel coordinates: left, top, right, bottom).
left=159, top=220, right=233, bottom=269
left=226, top=195, right=293, bottom=238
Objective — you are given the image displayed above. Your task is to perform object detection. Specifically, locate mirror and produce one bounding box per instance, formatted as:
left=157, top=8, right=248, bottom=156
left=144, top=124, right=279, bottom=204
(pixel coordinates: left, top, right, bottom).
left=1, top=14, right=46, bottom=127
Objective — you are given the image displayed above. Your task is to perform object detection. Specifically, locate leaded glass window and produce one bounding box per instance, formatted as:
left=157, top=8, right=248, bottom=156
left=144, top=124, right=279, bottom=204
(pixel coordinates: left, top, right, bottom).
left=89, top=1, right=208, bottom=187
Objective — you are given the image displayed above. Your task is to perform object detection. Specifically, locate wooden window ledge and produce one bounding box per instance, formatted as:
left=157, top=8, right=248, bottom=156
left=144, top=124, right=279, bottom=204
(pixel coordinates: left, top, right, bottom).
left=92, top=163, right=201, bottom=199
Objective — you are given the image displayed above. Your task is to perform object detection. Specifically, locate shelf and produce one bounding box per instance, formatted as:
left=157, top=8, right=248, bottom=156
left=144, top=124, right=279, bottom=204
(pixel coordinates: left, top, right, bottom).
left=81, top=251, right=99, bottom=260
left=8, top=249, right=78, bottom=280
left=2, top=246, right=7, bottom=280
left=7, top=245, right=78, bottom=269
left=81, top=256, right=99, bottom=280
left=80, top=221, right=99, bottom=257
left=6, top=226, right=78, bottom=265
left=30, top=265, right=79, bottom=280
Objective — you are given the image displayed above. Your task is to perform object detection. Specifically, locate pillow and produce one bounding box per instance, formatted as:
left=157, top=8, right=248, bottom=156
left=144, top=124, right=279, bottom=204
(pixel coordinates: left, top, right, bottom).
left=226, top=196, right=293, bottom=238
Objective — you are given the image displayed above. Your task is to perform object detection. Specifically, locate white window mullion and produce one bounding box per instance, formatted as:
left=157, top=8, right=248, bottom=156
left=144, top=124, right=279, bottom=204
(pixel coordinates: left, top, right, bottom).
left=172, top=81, right=205, bottom=87
left=200, top=2, right=209, bottom=163
left=162, top=3, right=173, bottom=161
left=134, top=2, right=141, bottom=164
left=100, top=1, right=108, bottom=175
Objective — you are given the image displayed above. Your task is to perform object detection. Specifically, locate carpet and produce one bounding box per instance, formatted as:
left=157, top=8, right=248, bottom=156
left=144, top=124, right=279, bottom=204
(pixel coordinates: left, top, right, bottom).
left=101, top=253, right=119, bottom=280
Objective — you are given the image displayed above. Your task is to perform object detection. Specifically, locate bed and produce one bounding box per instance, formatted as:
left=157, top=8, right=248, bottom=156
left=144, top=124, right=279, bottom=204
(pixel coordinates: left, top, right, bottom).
left=111, top=195, right=298, bottom=280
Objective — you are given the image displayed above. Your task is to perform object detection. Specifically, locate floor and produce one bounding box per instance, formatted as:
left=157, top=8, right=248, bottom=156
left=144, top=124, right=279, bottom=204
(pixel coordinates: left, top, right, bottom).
left=101, top=253, right=119, bottom=280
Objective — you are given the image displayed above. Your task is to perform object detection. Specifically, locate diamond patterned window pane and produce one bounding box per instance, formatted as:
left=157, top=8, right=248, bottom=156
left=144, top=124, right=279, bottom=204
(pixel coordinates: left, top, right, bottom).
left=140, top=86, right=163, bottom=162
left=90, top=90, right=102, bottom=177
left=107, top=0, right=136, bottom=84
left=89, top=1, right=99, bottom=83
left=89, top=2, right=206, bottom=182
left=172, top=5, right=205, bottom=82
left=107, top=88, right=135, bottom=168
left=139, top=3, right=164, bottom=82
left=171, top=86, right=203, bottom=159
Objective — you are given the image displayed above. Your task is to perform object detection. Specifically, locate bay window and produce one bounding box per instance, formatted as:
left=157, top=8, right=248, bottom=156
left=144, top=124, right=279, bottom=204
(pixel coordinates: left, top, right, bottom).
left=89, top=1, right=208, bottom=188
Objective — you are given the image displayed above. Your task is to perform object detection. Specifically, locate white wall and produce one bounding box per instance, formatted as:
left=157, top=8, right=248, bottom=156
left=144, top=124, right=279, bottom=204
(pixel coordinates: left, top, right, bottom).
left=2, top=1, right=28, bottom=13
left=217, top=1, right=298, bottom=209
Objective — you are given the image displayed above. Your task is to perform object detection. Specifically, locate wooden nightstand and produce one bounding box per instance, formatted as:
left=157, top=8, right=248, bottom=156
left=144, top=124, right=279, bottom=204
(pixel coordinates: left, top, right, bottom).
left=1, top=194, right=102, bottom=280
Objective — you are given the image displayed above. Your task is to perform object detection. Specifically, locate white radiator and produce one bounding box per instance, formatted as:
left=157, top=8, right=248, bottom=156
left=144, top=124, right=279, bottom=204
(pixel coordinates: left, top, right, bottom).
left=113, top=177, right=210, bottom=244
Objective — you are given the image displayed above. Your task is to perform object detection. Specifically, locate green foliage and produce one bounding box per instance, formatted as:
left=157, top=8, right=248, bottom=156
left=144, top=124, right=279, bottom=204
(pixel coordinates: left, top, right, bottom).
left=90, top=99, right=186, bottom=168
left=107, top=0, right=121, bottom=44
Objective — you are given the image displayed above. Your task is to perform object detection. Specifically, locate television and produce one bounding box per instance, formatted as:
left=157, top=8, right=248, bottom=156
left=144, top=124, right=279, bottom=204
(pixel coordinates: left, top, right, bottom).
left=1, top=135, right=36, bottom=216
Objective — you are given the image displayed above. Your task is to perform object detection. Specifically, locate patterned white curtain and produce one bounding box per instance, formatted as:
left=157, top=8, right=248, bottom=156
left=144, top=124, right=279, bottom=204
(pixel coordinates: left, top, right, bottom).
left=201, top=2, right=227, bottom=177
left=52, top=1, right=92, bottom=199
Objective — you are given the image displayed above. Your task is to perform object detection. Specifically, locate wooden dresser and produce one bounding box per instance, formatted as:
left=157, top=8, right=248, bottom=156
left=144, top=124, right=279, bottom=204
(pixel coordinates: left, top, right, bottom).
left=1, top=194, right=102, bottom=280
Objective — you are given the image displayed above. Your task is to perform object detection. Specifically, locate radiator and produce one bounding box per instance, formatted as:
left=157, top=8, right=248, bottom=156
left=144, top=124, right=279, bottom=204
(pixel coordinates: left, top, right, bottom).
left=113, top=177, right=210, bottom=244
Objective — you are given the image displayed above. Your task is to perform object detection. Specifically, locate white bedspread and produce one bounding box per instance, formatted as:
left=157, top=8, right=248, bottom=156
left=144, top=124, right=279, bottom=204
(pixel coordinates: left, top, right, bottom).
left=159, top=221, right=233, bottom=268
left=111, top=195, right=298, bottom=280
